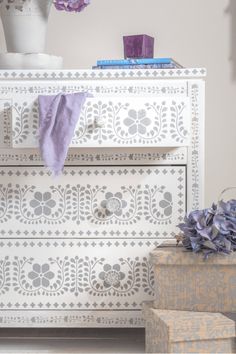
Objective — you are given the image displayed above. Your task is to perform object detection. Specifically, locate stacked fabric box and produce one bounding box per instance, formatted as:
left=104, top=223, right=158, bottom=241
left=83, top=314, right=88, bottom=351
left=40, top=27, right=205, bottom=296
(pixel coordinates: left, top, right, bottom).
left=143, top=247, right=236, bottom=353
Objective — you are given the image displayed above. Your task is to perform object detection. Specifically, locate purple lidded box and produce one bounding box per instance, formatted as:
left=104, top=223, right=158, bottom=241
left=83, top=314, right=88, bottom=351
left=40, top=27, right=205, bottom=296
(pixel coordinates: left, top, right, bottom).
left=123, top=34, right=154, bottom=58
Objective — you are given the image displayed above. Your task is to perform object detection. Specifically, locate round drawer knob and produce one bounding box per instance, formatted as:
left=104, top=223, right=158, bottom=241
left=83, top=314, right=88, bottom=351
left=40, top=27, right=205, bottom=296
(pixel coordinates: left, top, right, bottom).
left=95, top=118, right=105, bottom=128
left=106, top=197, right=122, bottom=213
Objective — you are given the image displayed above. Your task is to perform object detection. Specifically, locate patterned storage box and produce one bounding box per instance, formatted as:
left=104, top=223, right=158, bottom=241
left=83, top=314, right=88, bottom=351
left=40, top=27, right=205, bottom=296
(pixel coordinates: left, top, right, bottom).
left=143, top=302, right=236, bottom=353
left=150, top=246, right=236, bottom=312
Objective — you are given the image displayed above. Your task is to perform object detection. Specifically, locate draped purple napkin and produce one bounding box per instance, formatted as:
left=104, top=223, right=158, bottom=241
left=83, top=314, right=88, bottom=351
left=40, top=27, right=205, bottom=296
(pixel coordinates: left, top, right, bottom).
left=38, top=92, right=90, bottom=175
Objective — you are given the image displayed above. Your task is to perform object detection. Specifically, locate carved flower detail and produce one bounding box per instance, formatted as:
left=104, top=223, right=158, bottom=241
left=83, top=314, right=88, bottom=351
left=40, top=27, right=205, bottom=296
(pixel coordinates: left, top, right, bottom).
left=28, top=263, right=54, bottom=288
left=100, top=192, right=127, bottom=216
left=99, top=264, right=125, bottom=288
left=124, top=109, right=151, bottom=135
left=159, top=192, right=173, bottom=216
left=30, top=192, right=56, bottom=216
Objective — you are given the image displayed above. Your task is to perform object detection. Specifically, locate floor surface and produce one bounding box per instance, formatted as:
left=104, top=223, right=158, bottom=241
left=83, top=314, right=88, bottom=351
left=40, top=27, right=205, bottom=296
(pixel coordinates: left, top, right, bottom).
left=0, top=328, right=145, bottom=354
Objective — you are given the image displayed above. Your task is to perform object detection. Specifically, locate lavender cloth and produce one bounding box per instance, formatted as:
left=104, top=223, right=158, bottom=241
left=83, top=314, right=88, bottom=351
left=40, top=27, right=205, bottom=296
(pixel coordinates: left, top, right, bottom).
left=38, top=92, right=89, bottom=175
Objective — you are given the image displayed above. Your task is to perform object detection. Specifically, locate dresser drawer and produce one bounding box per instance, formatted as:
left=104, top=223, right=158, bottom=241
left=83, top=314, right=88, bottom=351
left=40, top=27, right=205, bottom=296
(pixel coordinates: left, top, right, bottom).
left=0, top=166, right=186, bottom=238
left=0, top=80, right=191, bottom=148
left=11, top=97, right=190, bottom=148
left=0, top=165, right=186, bottom=325
left=0, top=238, right=159, bottom=326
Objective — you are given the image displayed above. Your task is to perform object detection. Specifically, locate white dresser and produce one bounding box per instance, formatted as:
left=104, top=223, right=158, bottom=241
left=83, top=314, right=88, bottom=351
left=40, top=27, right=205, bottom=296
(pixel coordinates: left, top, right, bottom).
left=0, top=68, right=205, bottom=327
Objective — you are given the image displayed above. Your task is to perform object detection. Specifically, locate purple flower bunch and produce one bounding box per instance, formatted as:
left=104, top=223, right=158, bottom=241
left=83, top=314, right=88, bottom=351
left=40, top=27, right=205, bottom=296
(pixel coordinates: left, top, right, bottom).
left=53, top=0, right=90, bottom=12
left=178, top=199, right=236, bottom=257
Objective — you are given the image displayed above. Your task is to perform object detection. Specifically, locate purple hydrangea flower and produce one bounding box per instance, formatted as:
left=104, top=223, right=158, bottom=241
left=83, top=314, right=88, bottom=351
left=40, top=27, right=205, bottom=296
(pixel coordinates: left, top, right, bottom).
left=178, top=199, right=236, bottom=257
left=53, top=0, right=90, bottom=12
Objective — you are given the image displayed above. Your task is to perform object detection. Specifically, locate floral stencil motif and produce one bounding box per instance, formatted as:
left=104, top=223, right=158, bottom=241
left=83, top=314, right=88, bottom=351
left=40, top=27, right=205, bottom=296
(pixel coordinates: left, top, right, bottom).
left=28, top=263, right=54, bottom=288
left=84, top=184, right=142, bottom=225
left=0, top=257, right=11, bottom=295
left=14, top=256, right=70, bottom=296
left=100, top=192, right=127, bottom=217
left=15, top=185, right=76, bottom=225
left=30, top=192, right=56, bottom=216
left=124, top=109, right=151, bottom=135
left=144, top=185, right=174, bottom=225
left=99, top=264, right=125, bottom=289
left=159, top=192, right=173, bottom=217
left=0, top=0, right=28, bottom=12
left=82, top=257, right=141, bottom=297
left=12, top=102, right=30, bottom=145
left=170, top=101, right=189, bottom=143
left=0, top=183, right=13, bottom=223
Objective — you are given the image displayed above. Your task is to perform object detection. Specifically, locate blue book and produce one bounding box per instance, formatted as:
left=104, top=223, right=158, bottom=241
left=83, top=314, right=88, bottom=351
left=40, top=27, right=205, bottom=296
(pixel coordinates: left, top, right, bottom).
left=97, top=58, right=172, bottom=66
left=93, top=63, right=182, bottom=70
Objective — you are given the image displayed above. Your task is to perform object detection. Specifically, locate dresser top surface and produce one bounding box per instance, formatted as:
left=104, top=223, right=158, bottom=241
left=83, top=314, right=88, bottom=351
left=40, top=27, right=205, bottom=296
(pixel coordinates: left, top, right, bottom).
left=0, top=68, right=206, bottom=81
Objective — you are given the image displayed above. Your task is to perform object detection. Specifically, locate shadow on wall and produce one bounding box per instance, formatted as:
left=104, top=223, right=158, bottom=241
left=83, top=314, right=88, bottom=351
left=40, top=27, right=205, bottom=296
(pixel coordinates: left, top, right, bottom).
left=226, top=0, right=236, bottom=81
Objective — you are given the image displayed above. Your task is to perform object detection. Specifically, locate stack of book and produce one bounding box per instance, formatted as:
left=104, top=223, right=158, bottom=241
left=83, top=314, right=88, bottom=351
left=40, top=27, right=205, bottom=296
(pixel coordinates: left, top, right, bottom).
left=92, top=58, right=183, bottom=70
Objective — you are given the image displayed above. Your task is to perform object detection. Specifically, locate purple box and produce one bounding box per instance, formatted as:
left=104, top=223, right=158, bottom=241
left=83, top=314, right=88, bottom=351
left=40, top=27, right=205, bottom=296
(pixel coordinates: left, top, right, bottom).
left=123, top=34, right=154, bottom=58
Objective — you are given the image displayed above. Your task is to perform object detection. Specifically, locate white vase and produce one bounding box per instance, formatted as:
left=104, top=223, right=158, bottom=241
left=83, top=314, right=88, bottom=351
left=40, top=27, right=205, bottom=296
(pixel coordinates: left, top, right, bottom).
left=0, top=53, right=63, bottom=69
left=0, top=0, right=53, bottom=53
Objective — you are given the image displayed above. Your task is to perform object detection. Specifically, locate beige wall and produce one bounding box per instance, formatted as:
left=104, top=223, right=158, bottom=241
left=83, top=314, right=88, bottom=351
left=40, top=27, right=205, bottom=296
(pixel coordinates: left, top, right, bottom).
left=0, top=0, right=236, bottom=206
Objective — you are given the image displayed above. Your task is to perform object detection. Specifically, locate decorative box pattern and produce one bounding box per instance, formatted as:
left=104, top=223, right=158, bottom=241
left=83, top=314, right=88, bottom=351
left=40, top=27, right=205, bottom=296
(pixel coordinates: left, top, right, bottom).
left=143, top=302, right=236, bottom=353
left=151, top=246, right=236, bottom=313
left=0, top=68, right=205, bottom=327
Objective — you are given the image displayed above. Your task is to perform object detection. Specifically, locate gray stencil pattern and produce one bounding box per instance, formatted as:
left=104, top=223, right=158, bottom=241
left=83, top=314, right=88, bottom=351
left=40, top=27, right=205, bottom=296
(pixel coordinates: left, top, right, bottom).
left=0, top=255, right=154, bottom=302
left=0, top=170, right=185, bottom=227
left=0, top=73, right=204, bottom=328
left=0, top=68, right=206, bottom=80
left=10, top=99, right=189, bottom=146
